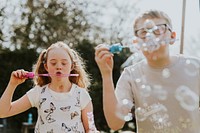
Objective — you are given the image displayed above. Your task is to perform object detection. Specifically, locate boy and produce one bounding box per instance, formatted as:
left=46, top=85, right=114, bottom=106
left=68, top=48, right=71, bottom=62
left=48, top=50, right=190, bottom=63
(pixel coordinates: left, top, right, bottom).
left=95, top=10, right=200, bottom=133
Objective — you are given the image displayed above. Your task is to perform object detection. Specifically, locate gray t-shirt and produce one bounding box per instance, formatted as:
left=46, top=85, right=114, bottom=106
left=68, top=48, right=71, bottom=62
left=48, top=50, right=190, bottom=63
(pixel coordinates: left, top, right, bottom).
left=115, top=54, right=200, bottom=133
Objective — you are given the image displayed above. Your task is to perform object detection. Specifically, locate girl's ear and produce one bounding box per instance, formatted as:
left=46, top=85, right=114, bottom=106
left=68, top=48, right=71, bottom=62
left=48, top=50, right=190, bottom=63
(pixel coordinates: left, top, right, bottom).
left=44, top=63, right=48, bottom=71
left=169, top=32, right=176, bottom=45
left=71, top=62, right=75, bottom=70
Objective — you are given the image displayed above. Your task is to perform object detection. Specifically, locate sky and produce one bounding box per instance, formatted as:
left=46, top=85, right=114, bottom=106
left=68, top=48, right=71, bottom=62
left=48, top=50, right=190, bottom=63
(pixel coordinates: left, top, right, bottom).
left=1, top=0, right=200, bottom=57
left=93, top=0, right=200, bottom=57
left=88, top=0, right=200, bottom=69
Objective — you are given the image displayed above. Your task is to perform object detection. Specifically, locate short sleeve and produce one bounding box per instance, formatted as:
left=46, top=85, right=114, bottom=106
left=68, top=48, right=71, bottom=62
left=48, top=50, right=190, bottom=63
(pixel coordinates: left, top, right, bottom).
left=26, top=86, right=41, bottom=108
left=115, top=67, right=134, bottom=104
left=80, top=89, right=91, bottom=110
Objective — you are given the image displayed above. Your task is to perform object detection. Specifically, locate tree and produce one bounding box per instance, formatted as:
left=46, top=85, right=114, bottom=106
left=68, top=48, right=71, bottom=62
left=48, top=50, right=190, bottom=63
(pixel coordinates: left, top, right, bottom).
left=0, top=48, right=38, bottom=131
left=10, top=0, right=91, bottom=49
left=0, top=8, right=4, bottom=47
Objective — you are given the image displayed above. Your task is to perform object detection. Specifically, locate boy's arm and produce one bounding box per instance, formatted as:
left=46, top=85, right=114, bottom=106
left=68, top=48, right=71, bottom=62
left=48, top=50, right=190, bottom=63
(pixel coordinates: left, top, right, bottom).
left=95, top=44, right=125, bottom=130
left=102, top=73, right=125, bottom=130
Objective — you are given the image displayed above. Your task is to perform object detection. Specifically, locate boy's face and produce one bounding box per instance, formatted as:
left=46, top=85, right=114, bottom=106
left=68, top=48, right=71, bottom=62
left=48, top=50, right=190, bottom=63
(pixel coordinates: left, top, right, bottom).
left=134, top=18, right=173, bottom=60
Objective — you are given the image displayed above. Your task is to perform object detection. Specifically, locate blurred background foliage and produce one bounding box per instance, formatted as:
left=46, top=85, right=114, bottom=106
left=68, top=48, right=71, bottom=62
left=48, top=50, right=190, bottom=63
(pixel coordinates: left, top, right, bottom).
left=10, top=0, right=91, bottom=49
left=0, top=0, right=135, bottom=132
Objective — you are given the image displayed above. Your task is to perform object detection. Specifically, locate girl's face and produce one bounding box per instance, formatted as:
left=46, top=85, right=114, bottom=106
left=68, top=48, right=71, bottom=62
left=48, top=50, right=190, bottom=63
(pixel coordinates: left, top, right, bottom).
left=45, top=47, right=73, bottom=79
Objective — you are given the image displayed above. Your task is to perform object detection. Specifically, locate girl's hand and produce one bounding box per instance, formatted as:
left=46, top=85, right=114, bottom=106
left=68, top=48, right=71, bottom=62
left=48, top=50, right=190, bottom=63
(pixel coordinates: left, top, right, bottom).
left=9, top=69, right=28, bottom=86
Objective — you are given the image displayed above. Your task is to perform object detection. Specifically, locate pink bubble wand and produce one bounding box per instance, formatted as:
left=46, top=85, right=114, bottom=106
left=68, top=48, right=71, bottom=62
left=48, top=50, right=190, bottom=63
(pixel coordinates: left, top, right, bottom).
left=25, top=72, right=79, bottom=79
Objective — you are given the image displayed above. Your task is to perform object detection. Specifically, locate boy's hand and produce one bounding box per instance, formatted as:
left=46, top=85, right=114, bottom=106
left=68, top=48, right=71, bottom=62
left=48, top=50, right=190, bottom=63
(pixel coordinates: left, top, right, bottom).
left=95, top=44, right=114, bottom=76
left=9, top=69, right=28, bottom=86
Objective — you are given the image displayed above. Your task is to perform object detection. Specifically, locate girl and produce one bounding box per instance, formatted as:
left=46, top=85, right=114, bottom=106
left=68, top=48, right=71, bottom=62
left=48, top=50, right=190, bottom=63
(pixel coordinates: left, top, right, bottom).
left=0, top=41, right=98, bottom=133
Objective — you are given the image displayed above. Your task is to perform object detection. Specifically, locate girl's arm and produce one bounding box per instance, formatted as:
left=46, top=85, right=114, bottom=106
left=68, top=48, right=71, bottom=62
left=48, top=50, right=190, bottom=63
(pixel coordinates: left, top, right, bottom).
left=0, top=70, right=32, bottom=118
left=81, top=101, right=99, bottom=133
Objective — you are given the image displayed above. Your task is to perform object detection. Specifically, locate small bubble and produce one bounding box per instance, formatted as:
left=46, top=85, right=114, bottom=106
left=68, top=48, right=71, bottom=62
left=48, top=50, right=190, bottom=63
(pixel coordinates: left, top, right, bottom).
left=184, top=59, right=199, bottom=76
left=185, top=59, right=191, bottom=64
left=155, top=38, right=160, bottom=42
left=144, top=19, right=156, bottom=30
left=135, top=107, right=146, bottom=121
left=162, top=68, right=171, bottom=78
left=116, top=99, right=134, bottom=121
left=124, top=113, right=133, bottom=121
left=153, top=85, right=168, bottom=100
left=158, top=118, right=163, bottom=123
left=175, top=86, right=199, bottom=111
left=131, top=68, right=135, bottom=72
left=122, top=99, right=129, bottom=105
left=140, top=85, right=151, bottom=97
left=135, top=78, right=141, bottom=83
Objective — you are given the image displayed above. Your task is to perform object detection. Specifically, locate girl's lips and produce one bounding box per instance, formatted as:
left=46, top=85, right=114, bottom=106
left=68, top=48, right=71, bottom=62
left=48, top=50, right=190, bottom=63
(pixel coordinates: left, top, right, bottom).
left=56, top=72, right=62, bottom=76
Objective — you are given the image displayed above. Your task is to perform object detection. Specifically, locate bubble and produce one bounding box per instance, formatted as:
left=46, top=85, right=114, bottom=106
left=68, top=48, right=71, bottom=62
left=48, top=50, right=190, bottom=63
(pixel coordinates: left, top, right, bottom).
left=124, top=113, right=133, bottom=121
left=145, top=32, right=153, bottom=38
left=142, top=43, right=147, bottom=47
left=87, top=112, right=97, bottom=132
left=160, top=40, right=166, bottom=45
left=162, top=68, right=171, bottom=78
left=136, top=30, right=160, bottom=53
left=123, top=99, right=134, bottom=111
left=29, top=34, right=34, bottom=39
left=135, top=78, right=141, bottom=83
left=153, top=85, right=168, bottom=100
left=128, top=122, right=135, bottom=129
left=140, top=85, right=152, bottom=97
left=133, top=36, right=179, bottom=53
left=175, top=86, right=199, bottom=111
left=135, top=103, right=170, bottom=127
left=143, top=19, right=157, bottom=31
left=184, top=59, right=200, bottom=76
left=115, top=99, right=134, bottom=122
left=155, top=38, right=160, bottom=42
left=135, top=107, right=146, bottom=121
left=151, top=113, right=171, bottom=130
left=186, top=59, right=191, bottom=64
left=134, top=52, right=139, bottom=57
left=131, top=68, right=135, bottom=72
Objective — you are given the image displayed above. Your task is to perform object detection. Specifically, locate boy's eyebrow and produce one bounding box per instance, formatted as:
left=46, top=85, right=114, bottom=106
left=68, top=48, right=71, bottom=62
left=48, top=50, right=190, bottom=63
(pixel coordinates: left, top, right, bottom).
left=135, top=27, right=144, bottom=31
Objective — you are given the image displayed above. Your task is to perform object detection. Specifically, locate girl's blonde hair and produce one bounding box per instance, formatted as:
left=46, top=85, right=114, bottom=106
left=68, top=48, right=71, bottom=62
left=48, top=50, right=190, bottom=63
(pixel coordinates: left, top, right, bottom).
left=33, top=41, right=91, bottom=89
left=133, top=10, right=172, bottom=35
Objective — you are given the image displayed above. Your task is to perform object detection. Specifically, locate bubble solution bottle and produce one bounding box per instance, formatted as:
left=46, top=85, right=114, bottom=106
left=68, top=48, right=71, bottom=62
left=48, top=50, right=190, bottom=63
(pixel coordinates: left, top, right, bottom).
left=87, top=112, right=98, bottom=133
left=109, top=43, right=124, bottom=53
left=109, top=43, right=138, bottom=54
left=27, top=113, right=33, bottom=124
